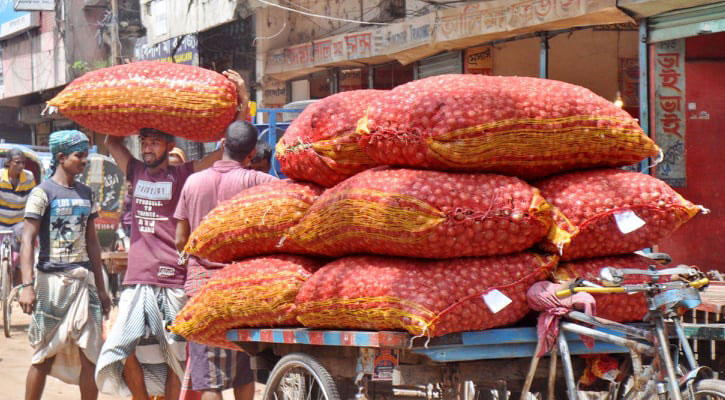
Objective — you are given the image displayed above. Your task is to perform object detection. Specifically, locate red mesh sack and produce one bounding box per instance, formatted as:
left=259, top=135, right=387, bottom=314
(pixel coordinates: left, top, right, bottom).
left=47, top=61, right=238, bottom=142
left=185, top=180, right=324, bottom=263
left=276, top=90, right=385, bottom=187
left=538, top=169, right=702, bottom=261
left=296, top=253, right=558, bottom=337
left=553, top=254, right=667, bottom=322
left=288, top=167, right=554, bottom=258
left=357, top=75, right=660, bottom=179
left=172, top=255, right=322, bottom=349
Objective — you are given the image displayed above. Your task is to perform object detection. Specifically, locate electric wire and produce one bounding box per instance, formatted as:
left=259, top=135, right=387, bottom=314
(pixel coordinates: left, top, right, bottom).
left=254, top=0, right=390, bottom=25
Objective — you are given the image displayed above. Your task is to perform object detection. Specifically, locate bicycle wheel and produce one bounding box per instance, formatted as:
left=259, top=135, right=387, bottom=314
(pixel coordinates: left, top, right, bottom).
left=2, top=257, right=11, bottom=338
left=692, top=379, right=725, bottom=399
left=263, top=353, right=341, bottom=400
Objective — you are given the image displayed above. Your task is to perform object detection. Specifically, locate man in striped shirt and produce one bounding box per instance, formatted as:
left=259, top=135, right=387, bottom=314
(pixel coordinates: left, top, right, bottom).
left=0, top=148, right=36, bottom=251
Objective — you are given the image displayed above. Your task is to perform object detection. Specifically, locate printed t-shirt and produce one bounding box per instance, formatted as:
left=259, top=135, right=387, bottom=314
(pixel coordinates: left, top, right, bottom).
left=123, top=158, right=194, bottom=288
left=0, top=168, right=35, bottom=227
left=25, top=179, right=98, bottom=272
left=174, top=160, right=277, bottom=296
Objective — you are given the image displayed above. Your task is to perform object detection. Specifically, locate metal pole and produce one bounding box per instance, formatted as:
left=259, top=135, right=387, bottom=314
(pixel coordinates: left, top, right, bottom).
left=110, top=0, right=121, bottom=65
left=567, top=311, right=652, bottom=340
left=672, top=317, right=698, bottom=370
left=557, top=333, right=578, bottom=400
left=560, top=322, right=655, bottom=356
left=654, top=317, right=683, bottom=400
left=638, top=19, right=650, bottom=172
left=539, top=33, right=549, bottom=79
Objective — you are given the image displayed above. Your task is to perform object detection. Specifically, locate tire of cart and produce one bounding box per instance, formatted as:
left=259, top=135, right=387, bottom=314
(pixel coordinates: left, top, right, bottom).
left=263, top=352, right=341, bottom=400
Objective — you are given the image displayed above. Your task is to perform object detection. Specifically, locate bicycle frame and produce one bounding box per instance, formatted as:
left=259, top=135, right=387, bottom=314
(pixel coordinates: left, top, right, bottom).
left=556, top=291, right=708, bottom=400
left=0, top=230, right=14, bottom=295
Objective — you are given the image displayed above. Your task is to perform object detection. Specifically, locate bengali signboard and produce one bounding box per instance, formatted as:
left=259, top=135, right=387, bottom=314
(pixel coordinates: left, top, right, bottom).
left=436, top=0, right=628, bottom=46
left=653, top=39, right=686, bottom=187
left=314, top=35, right=347, bottom=65
left=372, top=13, right=436, bottom=64
left=262, top=79, right=287, bottom=108
left=134, top=34, right=198, bottom=65
left=464, top=46, right=493, bottom=75
left=264, top=0, right=630, bottom=80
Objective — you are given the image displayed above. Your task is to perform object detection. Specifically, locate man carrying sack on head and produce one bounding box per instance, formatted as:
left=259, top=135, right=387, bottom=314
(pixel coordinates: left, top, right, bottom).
left=96, top=70, right=248, bottom=400
left=19, top=130, right=112, bottom=400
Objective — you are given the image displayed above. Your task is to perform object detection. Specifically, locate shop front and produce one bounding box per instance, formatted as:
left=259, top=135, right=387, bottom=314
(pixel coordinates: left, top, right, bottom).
left=259, top=0, right=636, bottom=111
left=633, top=2, right=725, bottom=271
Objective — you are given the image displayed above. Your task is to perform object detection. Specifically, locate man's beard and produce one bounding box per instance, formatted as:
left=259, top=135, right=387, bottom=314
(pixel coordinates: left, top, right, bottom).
left=143, top=152, right=167, bottom=168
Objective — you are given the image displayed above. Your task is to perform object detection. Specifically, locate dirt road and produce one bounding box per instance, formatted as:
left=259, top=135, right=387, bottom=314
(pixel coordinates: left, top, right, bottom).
left=0, top=303, right=252, bottom=399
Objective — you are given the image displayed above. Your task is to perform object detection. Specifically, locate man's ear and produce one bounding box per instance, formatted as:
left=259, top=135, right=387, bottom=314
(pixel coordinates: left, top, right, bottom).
left=56, top=152, right=66, bottom=164
left=166, top=141, right=175, bottom=152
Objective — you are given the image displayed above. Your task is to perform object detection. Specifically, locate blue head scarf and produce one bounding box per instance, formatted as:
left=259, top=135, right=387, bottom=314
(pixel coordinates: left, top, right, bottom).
left=48, top=130, right=90, bottom=178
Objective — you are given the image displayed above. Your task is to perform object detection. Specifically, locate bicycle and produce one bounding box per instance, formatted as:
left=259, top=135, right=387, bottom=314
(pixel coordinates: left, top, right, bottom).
left=0, top=228, right=21, bottom=338
left=549, top=264, right=725, bottom=400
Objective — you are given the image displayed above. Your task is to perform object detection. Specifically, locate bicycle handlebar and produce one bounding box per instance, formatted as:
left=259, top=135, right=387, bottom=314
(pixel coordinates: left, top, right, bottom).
left=556, top=277, right=710, bottom=298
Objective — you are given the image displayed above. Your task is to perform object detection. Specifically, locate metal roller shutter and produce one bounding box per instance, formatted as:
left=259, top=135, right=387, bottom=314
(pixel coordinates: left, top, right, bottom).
left=416, top=51, right=462, bottom=79
left=648, top=2, right=725, bottom=43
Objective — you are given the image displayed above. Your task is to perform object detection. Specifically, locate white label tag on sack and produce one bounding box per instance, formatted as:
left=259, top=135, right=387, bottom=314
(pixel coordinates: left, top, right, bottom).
left=482, top=289, right=512, bottom=314
left=613, top=210, right=646, bottom=234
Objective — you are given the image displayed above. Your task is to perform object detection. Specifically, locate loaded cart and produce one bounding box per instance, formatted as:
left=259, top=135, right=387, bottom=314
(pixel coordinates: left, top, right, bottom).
left=226, top=265, right=725, bottom=400
left=227, top=325, right=629, bottom=400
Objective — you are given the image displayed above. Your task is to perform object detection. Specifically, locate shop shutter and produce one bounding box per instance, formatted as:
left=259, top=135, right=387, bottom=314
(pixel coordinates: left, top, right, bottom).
left=417, top=51, right=462, bottom=79
left=648, top=2, right=725, bottom=43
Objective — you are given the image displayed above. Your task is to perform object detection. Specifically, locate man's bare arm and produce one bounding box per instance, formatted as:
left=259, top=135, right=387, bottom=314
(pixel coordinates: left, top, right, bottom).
left=18, top=218, right=39, bottom=314
left=104, top=135, right=133, bottom=174
left=175, top=219, right=191, bottom=253
left=86, top=221, right=112, bottom=315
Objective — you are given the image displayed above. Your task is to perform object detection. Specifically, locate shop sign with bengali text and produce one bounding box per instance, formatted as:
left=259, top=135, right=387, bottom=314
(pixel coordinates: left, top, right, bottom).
left=435, top=0, right=617, bottom=43
left=134, top=34, right=198, bottom=66
left=653, top=39, right=686, bottom=187
left=262, top=79, right=287, bottom=107
left=464, top=46, right=493, bottom=75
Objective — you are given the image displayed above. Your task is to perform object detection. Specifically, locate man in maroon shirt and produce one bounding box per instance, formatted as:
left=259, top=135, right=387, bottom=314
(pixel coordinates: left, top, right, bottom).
left=96, top=70, right=249, bottom=400
left=175, top=120, right=276, bottom=399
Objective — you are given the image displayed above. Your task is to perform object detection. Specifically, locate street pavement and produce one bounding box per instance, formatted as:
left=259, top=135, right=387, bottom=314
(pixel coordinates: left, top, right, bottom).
left=0, top=302, right=255, bottom=399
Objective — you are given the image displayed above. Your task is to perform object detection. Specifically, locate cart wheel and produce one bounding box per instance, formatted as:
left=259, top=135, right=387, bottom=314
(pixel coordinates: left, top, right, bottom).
left=263, top=353, right=341, bottom=400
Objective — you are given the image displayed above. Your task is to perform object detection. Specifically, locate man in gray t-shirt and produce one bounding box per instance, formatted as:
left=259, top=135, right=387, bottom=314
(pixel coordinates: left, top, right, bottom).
left=19, top=130, right=111, bottom=400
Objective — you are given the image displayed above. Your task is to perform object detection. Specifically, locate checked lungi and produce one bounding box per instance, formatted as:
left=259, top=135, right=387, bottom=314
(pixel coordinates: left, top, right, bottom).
left=29, top=267, right=103, bottom=385
left=95, top=284, right=187, bottom=397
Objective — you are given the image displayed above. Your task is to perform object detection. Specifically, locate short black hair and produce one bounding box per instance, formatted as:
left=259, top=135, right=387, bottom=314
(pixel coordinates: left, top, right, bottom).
left=252, top=141, right=273, bottom=164
left=6, top=148, right=25, bottom=162
left=139, top=128, right=174, bottom=143
left=224, top=121, right=258, bottom=163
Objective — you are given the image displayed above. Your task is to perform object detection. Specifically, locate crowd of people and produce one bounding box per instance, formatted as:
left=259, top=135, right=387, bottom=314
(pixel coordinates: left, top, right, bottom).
left=3, top=70, right=276, bottom=400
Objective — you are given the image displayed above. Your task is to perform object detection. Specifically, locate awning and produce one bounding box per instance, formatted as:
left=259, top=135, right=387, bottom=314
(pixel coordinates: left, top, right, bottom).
left=264, top=0, right=634, bottom=81
left=617, top=0, right=724, bottom=19
left=646, top=2, right=725, bottom=43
